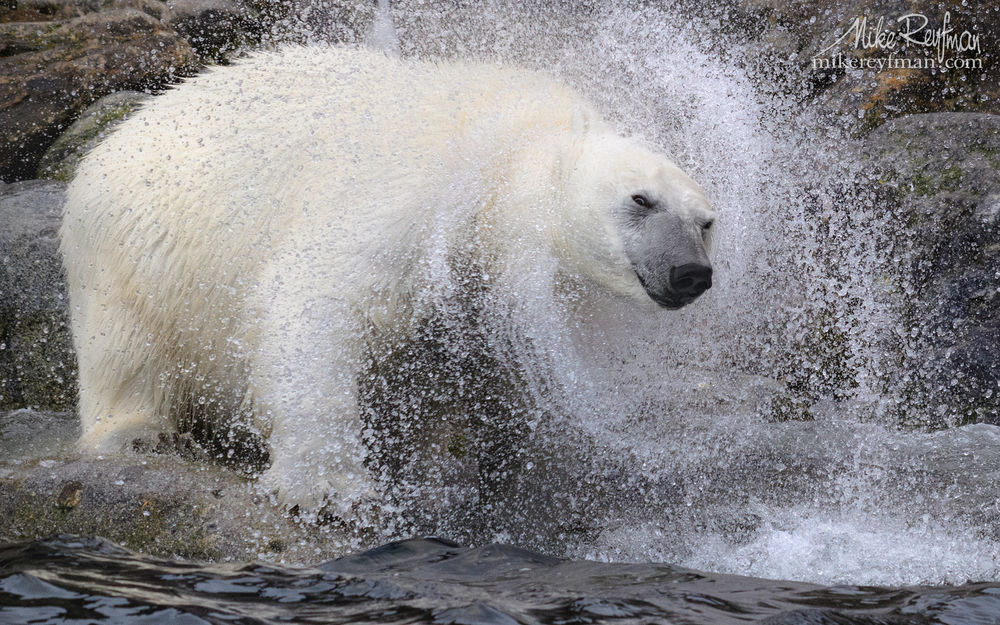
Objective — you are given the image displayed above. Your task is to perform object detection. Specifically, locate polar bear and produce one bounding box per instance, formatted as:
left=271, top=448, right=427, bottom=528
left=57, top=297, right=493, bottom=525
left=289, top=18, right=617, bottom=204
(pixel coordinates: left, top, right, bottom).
left=60, top=46, right=715, bottom=513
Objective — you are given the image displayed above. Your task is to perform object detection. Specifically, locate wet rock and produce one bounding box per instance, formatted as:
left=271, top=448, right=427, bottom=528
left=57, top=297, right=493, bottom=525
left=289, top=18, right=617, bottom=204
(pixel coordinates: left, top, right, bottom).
left=0, top=7, right=197, bottom=182
left=6, top=0, right=171, bottom=21
left=0, top=408, right=369, bottom=561
left=864, top=113, right=1000, bottom=424
left=55, top=479, right=82, bottom=509
left=0, top=180, right=75, bottom=410
left=801, top=0, right=998, bottom=131
left=259, top=0, right=370, bottom=46
left=0, top=407, right=76, bottom=459
left=163, top=0, right=261, bottom=62
left=866, top=113, right=1000, bottom=198
left=36, top=90, right=148, bottom=181
left=712, top=0, right=1000, bottom=132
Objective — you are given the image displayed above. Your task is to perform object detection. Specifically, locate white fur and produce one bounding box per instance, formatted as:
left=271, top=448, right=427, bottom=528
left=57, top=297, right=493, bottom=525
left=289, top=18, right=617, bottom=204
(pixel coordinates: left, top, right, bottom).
left=60, top=46, right=712, bottom=510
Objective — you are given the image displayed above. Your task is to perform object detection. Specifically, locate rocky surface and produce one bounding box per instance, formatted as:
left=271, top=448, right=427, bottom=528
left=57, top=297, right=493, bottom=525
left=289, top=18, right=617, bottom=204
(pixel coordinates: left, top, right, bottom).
left=0, top=8, right=195, bottom=182
left=0, top=180, right=75, bottom=411
left=0, top=409, right=365, bottom=561
left=718, top=0, right=1000, bottom=132
left=864, top=112, right=1000, bottom=425
left=36, top=90, right=148, bottom=181
left=0, top=0, right=268, bottom=183
left=163, top=0, right=262, bottom=61
left=5, top=405, right=1000, bottom=563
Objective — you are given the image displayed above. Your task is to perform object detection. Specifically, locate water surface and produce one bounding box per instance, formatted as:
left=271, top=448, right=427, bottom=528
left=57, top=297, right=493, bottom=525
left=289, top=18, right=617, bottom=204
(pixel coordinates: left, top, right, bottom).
left=5, top=535, right=1000, bottom=624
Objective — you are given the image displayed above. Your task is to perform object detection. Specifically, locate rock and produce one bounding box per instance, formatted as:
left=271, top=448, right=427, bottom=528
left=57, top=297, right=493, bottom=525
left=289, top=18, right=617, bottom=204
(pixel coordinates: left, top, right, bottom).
left=0, top=180, right=75, bottom=410
left=865, top=113, right=1000, bottom=197
left=0, top=8, right=197, bottom=182
left=36, top=91, right=148, bottom=181
left=55, top=479, right=82, bottom=509
left=0, top=409, right=369, bottom=561
left=163, top=0, right=261, bottom=62
left=704, top=0, right=1000, bottom=133
left=259, top=0, right=378, bottom=46
left=6, top=0, right=172, bottom=21
left=864, top=113, right=1000, bottom=425
left=0, top=406, right=76, bottom=459
left=864, top=113, right=1000, bottom=287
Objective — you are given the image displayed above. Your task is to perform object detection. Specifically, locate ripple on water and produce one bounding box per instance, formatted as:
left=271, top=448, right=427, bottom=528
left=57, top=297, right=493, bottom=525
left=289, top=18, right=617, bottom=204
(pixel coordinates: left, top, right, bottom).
left=3, top=536, right=1000, bottom=624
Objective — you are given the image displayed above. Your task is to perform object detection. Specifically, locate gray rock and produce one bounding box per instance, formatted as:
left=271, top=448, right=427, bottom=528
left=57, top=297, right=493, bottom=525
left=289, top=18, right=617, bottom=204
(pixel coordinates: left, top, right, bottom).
left=0, top=409, right=365, bottom=561
left=866, top=113, right=1000, bottom=198
left=864, top=113, right=1000, bottom=294
left=37, top=91, right=149, bottom=182
left=864, top=113, right=1000, bottom=424
left=0, top=180, right=75, bottom=410
left=685, top=0, right=1000, bottom=131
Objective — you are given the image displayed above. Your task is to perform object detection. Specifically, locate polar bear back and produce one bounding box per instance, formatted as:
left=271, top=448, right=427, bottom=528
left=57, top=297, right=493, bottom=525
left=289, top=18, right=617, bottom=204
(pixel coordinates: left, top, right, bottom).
left=62, top=47, right=593, bottom=320
left=60, top=47, right=602, bottom=440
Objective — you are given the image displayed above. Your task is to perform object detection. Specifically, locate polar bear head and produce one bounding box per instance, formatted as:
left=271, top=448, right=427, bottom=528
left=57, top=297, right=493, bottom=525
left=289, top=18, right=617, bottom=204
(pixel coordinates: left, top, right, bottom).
left=557, top=132, right=716, bottom=310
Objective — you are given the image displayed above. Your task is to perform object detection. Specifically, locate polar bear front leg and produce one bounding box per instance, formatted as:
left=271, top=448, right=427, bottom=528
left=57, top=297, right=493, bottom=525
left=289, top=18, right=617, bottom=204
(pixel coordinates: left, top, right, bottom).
left=252, top=293, right=376, bottom=515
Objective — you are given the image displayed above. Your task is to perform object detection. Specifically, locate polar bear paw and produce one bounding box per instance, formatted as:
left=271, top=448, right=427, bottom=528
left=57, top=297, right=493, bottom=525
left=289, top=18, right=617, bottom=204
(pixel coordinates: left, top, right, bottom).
left=256, top=463, right=379, bottom=527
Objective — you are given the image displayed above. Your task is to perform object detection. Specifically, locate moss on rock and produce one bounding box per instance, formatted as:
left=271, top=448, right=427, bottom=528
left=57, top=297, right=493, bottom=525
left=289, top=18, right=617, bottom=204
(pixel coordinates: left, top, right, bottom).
left=37, top=91, right=148, bottom=182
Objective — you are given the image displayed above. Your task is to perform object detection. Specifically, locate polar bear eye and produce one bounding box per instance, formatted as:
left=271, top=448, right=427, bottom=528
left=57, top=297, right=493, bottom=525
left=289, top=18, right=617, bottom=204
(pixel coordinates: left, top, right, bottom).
left=702, top=220, right=714, bottom=231
left=631, top=194, right=651, bottom=208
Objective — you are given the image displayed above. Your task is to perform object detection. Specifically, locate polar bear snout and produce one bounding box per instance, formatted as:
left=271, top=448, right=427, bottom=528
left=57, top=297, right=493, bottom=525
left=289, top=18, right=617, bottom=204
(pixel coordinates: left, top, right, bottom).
left=624, top=209, right=715, bottom=309
left=633, top=261, right=712, bottom=309
left=670, top=263, right=712, bottom=298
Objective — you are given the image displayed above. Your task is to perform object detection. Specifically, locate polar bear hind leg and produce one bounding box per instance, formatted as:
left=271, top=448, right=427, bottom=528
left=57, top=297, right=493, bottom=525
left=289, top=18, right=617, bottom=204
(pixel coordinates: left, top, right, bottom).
left=73, top=297, right=172, bottom=454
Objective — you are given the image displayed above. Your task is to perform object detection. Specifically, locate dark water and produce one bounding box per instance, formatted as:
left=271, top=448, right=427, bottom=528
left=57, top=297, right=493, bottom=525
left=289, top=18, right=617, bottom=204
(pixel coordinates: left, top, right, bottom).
left=3, top=537, right=1000, bottom=624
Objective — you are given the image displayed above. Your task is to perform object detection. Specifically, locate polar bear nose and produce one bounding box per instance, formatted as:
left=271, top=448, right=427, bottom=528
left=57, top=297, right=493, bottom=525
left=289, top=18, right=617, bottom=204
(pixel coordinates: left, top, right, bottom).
left=670, top=263, right=713, bottom=298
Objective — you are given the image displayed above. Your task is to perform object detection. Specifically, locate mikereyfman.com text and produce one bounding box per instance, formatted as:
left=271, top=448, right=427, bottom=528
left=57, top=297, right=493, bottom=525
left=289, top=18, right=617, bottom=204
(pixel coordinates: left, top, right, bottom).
left=813, top=54, right=983, bottom=71
left=811, top=11, right=986, bottom=72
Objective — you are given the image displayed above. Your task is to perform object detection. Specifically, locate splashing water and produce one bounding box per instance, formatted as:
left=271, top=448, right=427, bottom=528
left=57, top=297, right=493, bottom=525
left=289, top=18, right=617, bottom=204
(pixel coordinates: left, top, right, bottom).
left=247, top=0, right=1000, bottom=586
left=363, top=0, right=399, bottom=54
